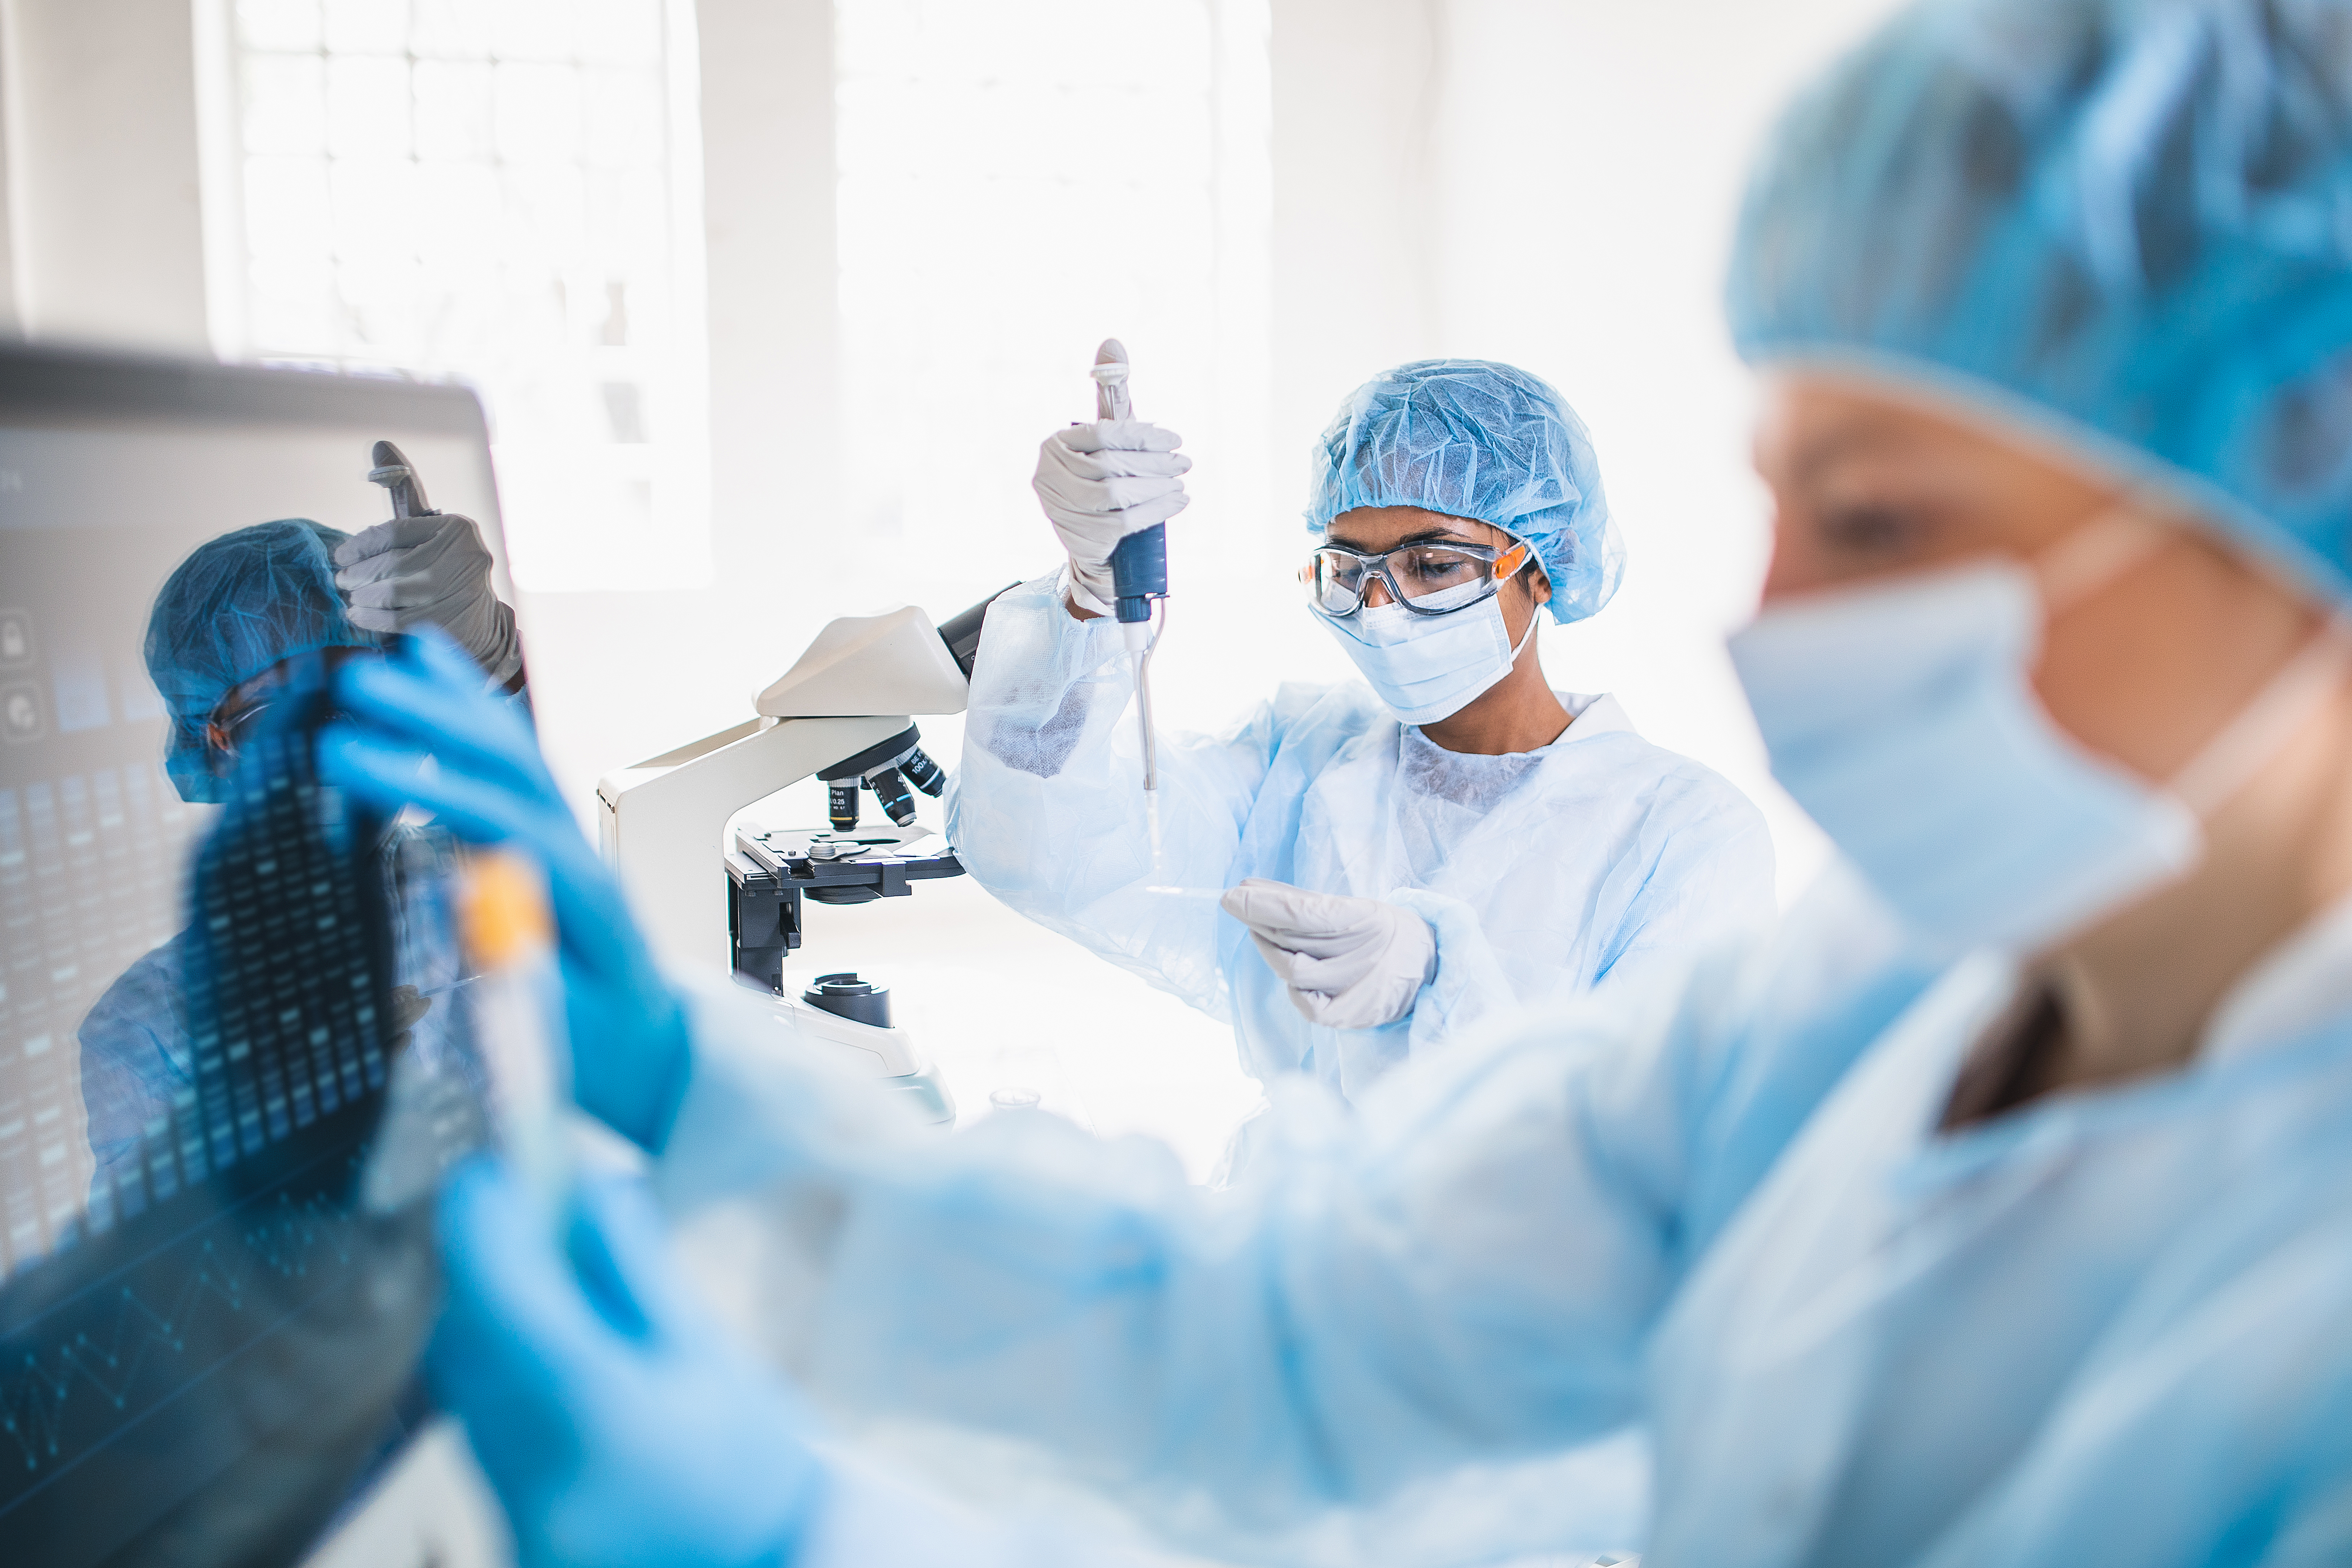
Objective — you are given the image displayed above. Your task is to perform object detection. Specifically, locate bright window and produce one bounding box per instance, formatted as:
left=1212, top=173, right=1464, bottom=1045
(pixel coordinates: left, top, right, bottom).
left=209, top=0, right=710, bottom=590
left=834, top=0, right=1271, bottom=617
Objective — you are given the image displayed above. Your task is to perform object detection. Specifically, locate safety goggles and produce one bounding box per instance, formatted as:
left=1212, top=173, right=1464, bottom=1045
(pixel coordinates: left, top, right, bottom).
left=206, top=644, right=376, bottom=759
left=1302, top=537, right=1534, bottom=618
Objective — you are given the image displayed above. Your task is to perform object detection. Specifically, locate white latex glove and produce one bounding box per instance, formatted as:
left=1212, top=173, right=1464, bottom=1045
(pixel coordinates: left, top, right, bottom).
left=1221, top=877, right=1438, bottom=1030
left=1032, top=421, right=1191, bottom=615
left=333, top=513, right=524, bottom=687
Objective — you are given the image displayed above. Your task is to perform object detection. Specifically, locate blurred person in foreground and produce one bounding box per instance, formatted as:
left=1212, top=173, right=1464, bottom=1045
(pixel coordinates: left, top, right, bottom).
left=327, top=0, right=2352, bottom=1563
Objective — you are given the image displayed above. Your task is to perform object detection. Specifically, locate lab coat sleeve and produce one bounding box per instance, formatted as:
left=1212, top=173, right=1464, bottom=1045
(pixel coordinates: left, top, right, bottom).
left=650, top=958, right=1758, bottom=1560
left=74, top=941, right=183, bottom=1203
left=796, top=1453, right=1177, bottom=1568
left=1386, top=760, right=1777, bottom=1058
left=1387, top=887, right=1521, bottom=1058
left=1588, top=761, right=1778, bottom=1001
left=945, top=573, right=1280, bottom=1016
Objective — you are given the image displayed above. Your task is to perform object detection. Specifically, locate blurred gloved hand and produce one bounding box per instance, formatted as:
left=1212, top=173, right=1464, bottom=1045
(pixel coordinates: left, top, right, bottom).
left=334, top=514, right=524, bottom=688
left=1032, top=421, right=1192, bottom=616
left=1221, top=878, right=1437, bottom=1030
left=319, top=632, right=691, bottom=1151
left=430, top=1161, right=826, bottom=1568
left=385, top=983, right=432, bottom=1056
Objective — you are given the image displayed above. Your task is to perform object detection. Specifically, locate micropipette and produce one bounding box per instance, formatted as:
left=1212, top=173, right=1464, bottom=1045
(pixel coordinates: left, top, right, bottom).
left=1092, top=339, right=1171, bottom=866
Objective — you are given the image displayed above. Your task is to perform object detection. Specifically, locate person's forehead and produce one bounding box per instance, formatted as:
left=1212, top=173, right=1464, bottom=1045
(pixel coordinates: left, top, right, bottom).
left=1753, top=375, right=1955, bottom=475
left=1755, top=366, right=2113, bottom=488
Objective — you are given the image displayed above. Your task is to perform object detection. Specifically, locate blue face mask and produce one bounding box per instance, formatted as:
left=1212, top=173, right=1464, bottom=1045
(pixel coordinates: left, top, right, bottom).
left=1319, top=587, right=1541, bottom=728
left=1729, top=525, right=2351, bottom=956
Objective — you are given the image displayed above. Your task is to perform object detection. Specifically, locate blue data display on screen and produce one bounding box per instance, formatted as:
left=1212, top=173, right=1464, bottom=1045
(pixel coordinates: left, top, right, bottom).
left=0, top=349, right=511, bottom=1568
left=0, top=656, right=483, bottom=1568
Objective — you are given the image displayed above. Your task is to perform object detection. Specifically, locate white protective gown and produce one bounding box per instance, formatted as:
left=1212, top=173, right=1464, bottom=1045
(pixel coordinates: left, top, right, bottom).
left=651, top=864, right=2352, bottom=1568
left=945, top=575, right=1777, bottom=1099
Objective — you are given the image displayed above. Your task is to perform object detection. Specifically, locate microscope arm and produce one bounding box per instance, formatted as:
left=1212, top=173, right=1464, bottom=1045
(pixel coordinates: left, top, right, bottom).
left=596, top=714, right=911, bottom=973
left=594, top=592, right=1018, bottom=982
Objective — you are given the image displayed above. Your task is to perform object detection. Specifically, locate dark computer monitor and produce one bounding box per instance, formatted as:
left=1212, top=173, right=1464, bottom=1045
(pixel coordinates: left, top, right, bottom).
left=0, top=345, right=515, bottom=1567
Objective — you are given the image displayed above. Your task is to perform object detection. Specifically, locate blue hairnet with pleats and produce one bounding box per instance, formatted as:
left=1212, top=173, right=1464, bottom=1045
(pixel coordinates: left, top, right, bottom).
left=1306, top=359, right=1625, bottom=623
left=145, top=518, right=377, bottom=802
left=1729, top=0, right=2352, bottom=605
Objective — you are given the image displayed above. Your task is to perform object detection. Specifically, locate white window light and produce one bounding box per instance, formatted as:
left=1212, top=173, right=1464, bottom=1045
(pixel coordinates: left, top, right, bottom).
left=833, top=0, right=1271, bottom=612
left=198, top=0, right=712, bottom=592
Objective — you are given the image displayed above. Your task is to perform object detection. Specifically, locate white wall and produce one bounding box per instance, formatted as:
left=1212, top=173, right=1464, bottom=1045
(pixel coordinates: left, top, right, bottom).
left=0, top=0, right=210, bottom=350
left=696, top=0, right=839, bottom=578
left=1267, top=0, right=1443, bottom=491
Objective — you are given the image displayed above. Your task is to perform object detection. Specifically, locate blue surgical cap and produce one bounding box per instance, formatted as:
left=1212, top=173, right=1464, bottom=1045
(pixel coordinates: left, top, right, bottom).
left=146, top=519, right=376, bottom=803
left=1729, top=0, right=2352, bottom=606
left=1306, top=359, right=1625, bottom=623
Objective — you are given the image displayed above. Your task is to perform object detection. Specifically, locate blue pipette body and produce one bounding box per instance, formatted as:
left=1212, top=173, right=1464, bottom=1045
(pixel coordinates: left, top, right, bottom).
left=1110, top=524, right=1167, bottom=625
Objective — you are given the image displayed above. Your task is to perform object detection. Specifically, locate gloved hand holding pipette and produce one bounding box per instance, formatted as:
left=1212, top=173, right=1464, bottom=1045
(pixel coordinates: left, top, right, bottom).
left=1031, top=349, right=1191, bottom=620
left=1032, top=340, right=1183, bottom=863
left=335, top=512, right=526, bottom=689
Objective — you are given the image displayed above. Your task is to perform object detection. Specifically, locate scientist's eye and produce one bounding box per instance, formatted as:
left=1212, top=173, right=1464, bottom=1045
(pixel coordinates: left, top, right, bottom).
left=1817, top=500, right=1933, bottom=561
left=1399, top=547, right=1479, bottom=583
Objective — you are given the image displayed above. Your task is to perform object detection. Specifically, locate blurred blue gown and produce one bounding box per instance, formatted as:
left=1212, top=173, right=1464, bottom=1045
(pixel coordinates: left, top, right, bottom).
left=946, top=576, right=1777, bottom=1101
left=644, top=859, right=2352, bottom=1567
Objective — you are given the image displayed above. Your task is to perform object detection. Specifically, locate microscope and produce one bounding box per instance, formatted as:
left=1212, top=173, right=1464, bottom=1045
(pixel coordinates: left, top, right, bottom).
left=595, top=588, right=1013, bottom=1125
left=367, top=435, right=1010, bottom=1127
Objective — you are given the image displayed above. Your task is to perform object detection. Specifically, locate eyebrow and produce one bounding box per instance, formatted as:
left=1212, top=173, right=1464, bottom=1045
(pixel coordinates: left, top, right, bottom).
left=1323, top=525, right=1490, bottom=552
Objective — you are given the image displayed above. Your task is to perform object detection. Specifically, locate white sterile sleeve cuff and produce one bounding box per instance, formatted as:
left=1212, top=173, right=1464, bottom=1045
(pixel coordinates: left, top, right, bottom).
left=1059, top=559, right=1115, bottom=618
left=1387, top=886, right=1519, bottom=1057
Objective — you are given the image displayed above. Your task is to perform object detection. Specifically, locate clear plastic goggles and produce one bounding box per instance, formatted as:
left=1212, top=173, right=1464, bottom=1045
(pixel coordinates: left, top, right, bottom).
left=1302, top=538, right=1533, bottom=618
left=206, top=644, right=375, bottom=759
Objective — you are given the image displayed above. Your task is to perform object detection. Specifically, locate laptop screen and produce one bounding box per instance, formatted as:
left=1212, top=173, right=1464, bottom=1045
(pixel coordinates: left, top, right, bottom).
left=0, top=346, right=513, bottom=1567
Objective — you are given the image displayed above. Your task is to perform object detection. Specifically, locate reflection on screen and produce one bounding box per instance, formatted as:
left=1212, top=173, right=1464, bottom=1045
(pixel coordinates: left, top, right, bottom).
left=0, top=351, right=512, bottom=1567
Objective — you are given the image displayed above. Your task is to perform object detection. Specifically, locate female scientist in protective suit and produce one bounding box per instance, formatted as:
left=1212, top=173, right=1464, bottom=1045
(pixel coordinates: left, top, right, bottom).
left=76, top=521, right=399, bottom=1200
left=949, top=358, right=1775, bottom=1101
left=77, top=512, right=518, bottom=1201
left=328, top=0, right=2352, bottom=1562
